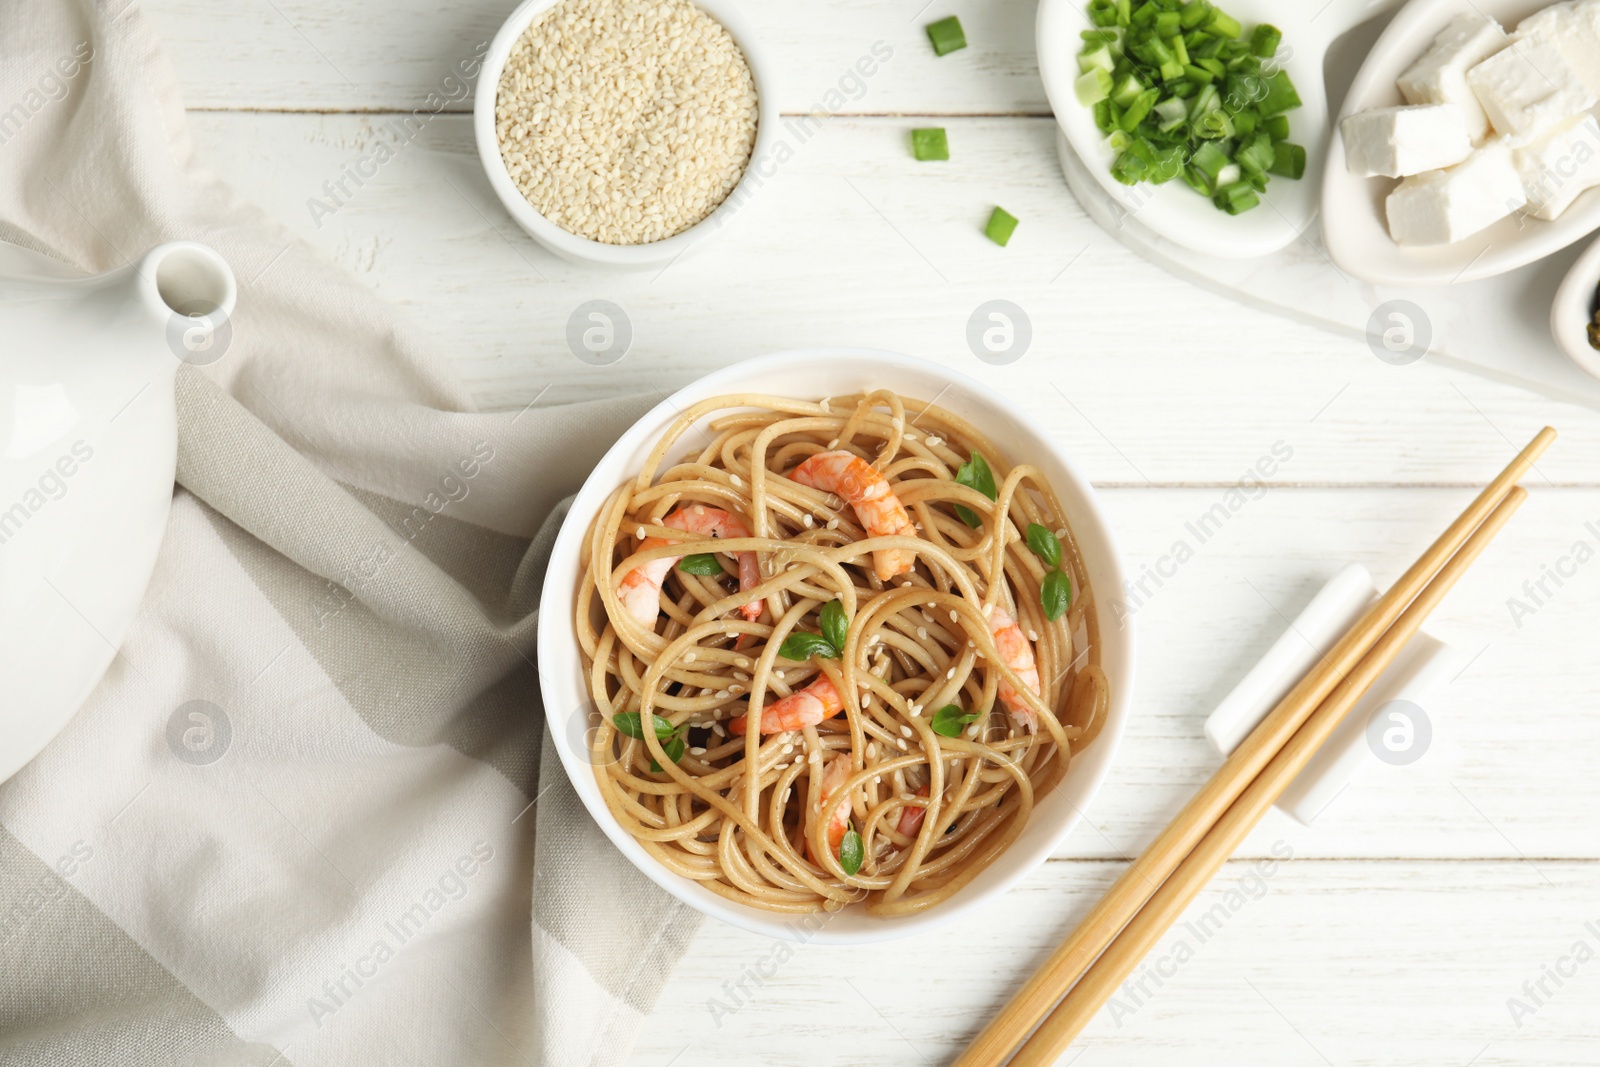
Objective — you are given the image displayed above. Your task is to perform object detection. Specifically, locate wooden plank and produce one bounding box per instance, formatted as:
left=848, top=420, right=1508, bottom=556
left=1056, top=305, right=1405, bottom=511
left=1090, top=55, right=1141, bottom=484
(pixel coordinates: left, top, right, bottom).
left=184, top=110, right=1600, bottom=486
left=145, top=0, right=1052, bottom=115
left=632, top=858, right=1600, bottom=1066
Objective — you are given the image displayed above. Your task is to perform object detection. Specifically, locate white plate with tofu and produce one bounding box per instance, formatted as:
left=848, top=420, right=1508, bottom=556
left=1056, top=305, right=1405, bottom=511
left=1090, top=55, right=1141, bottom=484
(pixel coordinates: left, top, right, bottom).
left=1324, top=0, right=1600, bottom=285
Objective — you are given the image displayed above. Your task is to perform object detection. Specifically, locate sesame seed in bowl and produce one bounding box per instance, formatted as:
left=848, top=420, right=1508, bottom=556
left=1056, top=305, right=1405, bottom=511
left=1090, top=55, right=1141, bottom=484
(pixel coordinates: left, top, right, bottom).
left=474, top=0, right=778, bottom=269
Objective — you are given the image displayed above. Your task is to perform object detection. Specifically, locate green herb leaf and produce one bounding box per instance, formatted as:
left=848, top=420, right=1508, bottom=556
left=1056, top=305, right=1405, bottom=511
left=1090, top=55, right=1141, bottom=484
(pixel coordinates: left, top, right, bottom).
left=838, top=829, right=864, bottom=876
left=650, top=726, right=689, bottom=771
left=931, top=704, right=982, bottom=737
left=819, top=599, right=849, bottom=656
left=1041, top=570, right=1072, bottom=622
left=1026, top=523, right=1063, bottom=569
left=677, top=553, right=724, bottom=575
left=613, top=712, right=676, bottom=741
left=953, top=451, right=998, bottom=528
left=778, top=631, right=840, bottom=662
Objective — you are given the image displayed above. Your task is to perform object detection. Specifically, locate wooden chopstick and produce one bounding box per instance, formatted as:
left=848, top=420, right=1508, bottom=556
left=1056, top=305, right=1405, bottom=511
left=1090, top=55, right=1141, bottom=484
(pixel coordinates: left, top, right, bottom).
left=1008, top=483, right=1529, bottom=1066
left=954, top=426, right=1554, bottom=1067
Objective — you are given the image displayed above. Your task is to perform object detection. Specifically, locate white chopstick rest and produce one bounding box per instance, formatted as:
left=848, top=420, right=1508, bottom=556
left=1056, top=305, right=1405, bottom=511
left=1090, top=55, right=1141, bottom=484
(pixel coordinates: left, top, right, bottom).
left=1203, top=564, right=1464, bottom=824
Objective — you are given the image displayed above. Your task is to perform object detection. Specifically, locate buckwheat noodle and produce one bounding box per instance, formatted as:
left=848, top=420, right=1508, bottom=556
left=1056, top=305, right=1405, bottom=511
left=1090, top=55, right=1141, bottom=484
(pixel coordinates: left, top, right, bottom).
left=576, top=390, right=1107, bottom=916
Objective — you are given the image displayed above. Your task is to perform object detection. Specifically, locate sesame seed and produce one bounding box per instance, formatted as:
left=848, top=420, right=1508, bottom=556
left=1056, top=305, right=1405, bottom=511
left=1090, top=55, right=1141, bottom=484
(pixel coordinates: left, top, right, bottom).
left=896, top=738, right=908, bottom=751
left=917, top=626, right=927, bottom=639
left=949, top=611, right=959, bottom=623
left=730, top=474, right=743, bottom=487
left=684, top=652, right=696, bottom=662
left=1028, top=630, right=1039, bottom=642
left=809, top=750, right=821, bottom=764
left=827, top=518, right=839, bottom=530
left=900, top=725, right=912, bottom=737
left=926, top=436, right=944, bottom=447
left=635, top=526, right=646, bottom=539
left=803, top=514, right=815, bottom=528
left=715, top=689, right=729, bottom=699
left=690, top=747, right=706, bottom=755
left=946, top=668, right=955, bottom=679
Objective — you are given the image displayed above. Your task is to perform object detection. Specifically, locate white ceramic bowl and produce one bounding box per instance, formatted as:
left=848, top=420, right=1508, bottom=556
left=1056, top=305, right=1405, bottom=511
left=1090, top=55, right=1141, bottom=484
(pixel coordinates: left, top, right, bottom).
left=473, top=0, right=779, bottom=270
left=536, top=349, right=1137, bottom=944
left=1037, top=0, right=1357, bottom=260
left=1323, top=0, right=1600, bottom=286
left=1551, top=232, right=1600, bottom=380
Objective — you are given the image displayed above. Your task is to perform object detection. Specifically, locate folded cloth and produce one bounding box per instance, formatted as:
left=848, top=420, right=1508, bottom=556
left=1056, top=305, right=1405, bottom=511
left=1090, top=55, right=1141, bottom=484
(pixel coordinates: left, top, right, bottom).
left=0, top=2, right=699, bottom=1064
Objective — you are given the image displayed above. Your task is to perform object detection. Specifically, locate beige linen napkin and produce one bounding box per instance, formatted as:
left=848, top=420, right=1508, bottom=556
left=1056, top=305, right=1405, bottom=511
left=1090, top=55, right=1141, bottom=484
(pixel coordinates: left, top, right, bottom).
left=0, top=2, right=698, bottom=1064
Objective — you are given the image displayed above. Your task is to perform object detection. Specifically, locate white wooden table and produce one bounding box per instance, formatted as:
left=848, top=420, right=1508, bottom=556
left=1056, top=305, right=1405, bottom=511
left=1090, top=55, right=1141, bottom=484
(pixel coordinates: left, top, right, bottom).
left=149, top=1, right=1600, bottom=1062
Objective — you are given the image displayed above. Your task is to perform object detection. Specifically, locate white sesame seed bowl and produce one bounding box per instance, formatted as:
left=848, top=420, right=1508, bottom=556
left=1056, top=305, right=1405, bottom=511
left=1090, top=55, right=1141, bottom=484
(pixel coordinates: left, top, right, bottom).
left=474, top=0, right=779, bottom=269
left=536, top=349, right=1136, bottom=943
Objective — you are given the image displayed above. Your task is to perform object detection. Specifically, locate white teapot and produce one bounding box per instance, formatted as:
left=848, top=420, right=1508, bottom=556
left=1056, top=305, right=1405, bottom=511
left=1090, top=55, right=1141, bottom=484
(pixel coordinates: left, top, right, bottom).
left=0, top=240, right=235, bottom=783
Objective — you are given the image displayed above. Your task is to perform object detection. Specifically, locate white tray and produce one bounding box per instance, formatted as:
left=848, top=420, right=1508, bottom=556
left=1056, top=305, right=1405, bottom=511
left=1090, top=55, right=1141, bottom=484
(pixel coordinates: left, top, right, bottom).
left=1052, top=0, right=1600, bottom=412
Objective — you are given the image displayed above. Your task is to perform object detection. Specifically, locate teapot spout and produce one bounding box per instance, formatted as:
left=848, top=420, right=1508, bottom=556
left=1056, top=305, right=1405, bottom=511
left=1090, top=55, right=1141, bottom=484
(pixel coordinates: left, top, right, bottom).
left=136, top=242, right=237, bottom=365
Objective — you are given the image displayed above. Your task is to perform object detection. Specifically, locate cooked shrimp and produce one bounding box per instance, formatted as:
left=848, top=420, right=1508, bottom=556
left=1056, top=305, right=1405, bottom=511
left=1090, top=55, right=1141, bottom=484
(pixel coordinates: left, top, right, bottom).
left=616, top=505, right=762, bottom=626
left=806, top=752, right=853, bottom=867
left=789, top=450, right=918, bottom=581
left=897, top=783, right=930, bottom=839
left=988, top=604, right=1042, bottom=734
left=729, top=674, right=843, bottom=735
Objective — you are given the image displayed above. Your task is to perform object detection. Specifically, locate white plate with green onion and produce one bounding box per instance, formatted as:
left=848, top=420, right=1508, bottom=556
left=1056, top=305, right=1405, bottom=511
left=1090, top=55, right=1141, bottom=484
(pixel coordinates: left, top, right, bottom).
left=1038, top=0, right=1383, bottom=259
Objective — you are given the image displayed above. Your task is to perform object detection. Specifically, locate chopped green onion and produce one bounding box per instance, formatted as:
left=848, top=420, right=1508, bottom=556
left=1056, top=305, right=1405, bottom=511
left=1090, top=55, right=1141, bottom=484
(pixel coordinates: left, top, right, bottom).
left=1075, top=67, right=1113, bottom=105
left=1079, top=42, right=1116, bottom=73
left=911, top=127, right=951, bottom=160
left=1119, top=87, right=1160, bottom=130
left=1269, top=141, right=1306, bottom=179
left=1179, top=1, right=1211, bottom=30
left=1074, top=2, right=1296, bottom=214
left=1153, top=95, right=1188, bottom=131
left=1258, top=69, right=1301, bottom=115
left=1213, top=180, right=1260, bottom=214
left=925, top=15, right=967, bottom=56
left=1249, top=23, right=1282, bottom=58
left=984, top=206, right=1019, bottom=248
left=677, top=553, right=724, bottom=575
left=1207, top=8, right=1242, bottom=36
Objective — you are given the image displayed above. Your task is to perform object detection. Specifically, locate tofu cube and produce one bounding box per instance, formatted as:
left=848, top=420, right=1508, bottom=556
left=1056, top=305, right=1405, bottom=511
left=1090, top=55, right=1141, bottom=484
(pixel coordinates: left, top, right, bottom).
left=1385, top=145, right=1527, bottom=244
left=1466, top=33, right=1595, bottom=138
left=1517, top=1, right=1600, bottom=96
left=1513, top=113, right=1600, bottom=219
left=1341, top=104, right=1474, bottom=177
left=1397, top=12, right=1509, bottom=142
